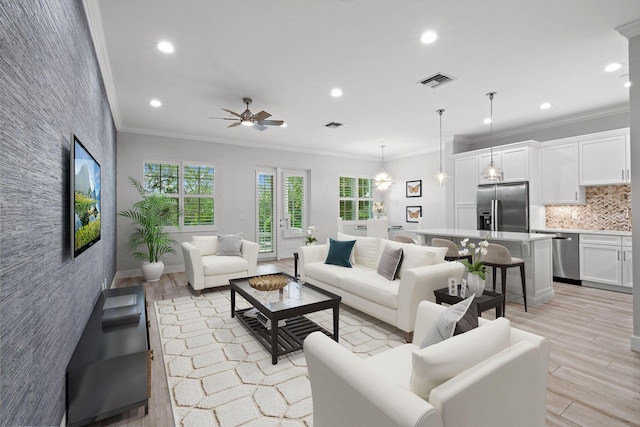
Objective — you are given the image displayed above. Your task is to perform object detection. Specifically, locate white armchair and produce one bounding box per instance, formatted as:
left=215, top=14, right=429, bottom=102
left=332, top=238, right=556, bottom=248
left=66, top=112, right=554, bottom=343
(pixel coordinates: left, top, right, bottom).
left=305, top=300, right=549, bottom=427
left=181, top=235, right=259, bottom=295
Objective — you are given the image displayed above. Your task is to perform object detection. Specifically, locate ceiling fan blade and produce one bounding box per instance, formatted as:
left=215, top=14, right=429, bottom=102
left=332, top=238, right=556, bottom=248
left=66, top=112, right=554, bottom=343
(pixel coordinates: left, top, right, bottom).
left=228, top=121, right=241, bottom=128
left=221, top=108, right=243, bottom=118
left=252, top=110, right=271, bottom=122
left=258, top=120, right=284, bottom=126
left=209, top=117, right=237, bottom=121
left=253, top=123, right=268, bottom=131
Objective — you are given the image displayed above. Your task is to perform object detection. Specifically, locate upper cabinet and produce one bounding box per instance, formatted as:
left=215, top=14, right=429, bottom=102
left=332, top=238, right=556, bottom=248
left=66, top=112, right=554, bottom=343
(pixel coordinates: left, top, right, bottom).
left=579, top=135, right=630, bottom=185
left=502, top=146, right=532, bottom=182
left=454, top=155, right=479, bottom=205
left=541, top=143, right=584, bottom=204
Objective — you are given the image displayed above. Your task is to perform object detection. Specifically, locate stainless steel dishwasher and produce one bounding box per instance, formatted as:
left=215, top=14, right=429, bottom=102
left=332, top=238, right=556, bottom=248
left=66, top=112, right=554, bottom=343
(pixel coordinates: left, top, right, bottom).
left=537, top=231, right=581, bottom=285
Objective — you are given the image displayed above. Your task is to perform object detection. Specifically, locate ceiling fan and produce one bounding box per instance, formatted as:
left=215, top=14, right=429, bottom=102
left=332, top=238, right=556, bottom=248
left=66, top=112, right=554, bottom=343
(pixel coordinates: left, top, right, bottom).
left=210, top=97, right=285, bottom=131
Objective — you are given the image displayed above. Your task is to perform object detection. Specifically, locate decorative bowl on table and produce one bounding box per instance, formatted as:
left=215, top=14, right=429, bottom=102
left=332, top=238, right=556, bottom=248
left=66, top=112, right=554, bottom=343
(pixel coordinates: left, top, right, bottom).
left=248, top=274, right=290, bottom=292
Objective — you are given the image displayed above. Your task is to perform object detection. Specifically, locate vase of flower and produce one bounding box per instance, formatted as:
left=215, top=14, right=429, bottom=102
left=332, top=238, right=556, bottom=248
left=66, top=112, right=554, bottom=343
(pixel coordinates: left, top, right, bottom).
left=466, top=272, right=486, bottom=297
left=372, top=202, right=385, bottom=219
left=458, top=238, right=489, bottom=297
left=304, top=225, right=318, bottom=245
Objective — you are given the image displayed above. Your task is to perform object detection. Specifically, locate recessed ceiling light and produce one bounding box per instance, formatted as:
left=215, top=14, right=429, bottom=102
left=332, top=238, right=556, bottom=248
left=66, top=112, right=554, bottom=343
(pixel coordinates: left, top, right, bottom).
left=540, top=102, right=552, bottom=110
left=157, top=41, right=174, bottom=53
left=624, top=81, right=632, bottom=88
left=421, top=31, right=438, bottom=44
left=483, top=118, right=492, bottom=124
left=605, top=63, right=622, bottom=72
left=331, top=88, right=343, bottom=97
left=149, top=99, right=162, bottom=107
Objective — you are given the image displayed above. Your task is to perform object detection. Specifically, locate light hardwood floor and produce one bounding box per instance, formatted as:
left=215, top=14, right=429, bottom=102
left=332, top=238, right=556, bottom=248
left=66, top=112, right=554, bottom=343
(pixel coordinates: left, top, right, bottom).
left=93, top=258, right=640, bottom=427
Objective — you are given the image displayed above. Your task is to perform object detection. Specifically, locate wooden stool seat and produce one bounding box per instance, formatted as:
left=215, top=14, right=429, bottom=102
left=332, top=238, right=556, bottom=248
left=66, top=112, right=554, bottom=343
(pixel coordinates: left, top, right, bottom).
left=482, top=243, right=527, bottom=314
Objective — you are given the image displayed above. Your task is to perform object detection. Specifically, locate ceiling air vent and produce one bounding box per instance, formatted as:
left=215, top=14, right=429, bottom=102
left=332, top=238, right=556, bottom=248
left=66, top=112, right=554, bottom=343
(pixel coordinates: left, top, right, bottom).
left=325, top=122, right=344, bottom=128
left=418, top=72, right=456, bottom=89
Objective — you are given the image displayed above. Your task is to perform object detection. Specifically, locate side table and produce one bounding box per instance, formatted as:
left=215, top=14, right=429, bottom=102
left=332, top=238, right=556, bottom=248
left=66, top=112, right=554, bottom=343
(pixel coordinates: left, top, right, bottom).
left=433, top=286, right=505, bottom=318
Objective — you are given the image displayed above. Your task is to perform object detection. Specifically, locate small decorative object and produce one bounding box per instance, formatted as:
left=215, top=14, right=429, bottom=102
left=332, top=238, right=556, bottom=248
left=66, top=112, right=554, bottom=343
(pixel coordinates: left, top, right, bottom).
left=249, top=274, right=290, bottom=291
left=458, top=239, right=489, bottom=297
left=304, top=225, right=318, bottom=245
left=460, top=279, right=467, bottom=298
left=406, top=206, right=422, bottom=223
left=448, top=278, right=457, bottom=296
left=406, top=180, right=422, bottom=198
left=372, top=202, right=385, bottom=218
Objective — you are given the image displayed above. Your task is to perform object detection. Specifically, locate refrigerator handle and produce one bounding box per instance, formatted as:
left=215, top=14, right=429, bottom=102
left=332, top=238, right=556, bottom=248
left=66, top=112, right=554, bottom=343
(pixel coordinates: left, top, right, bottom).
left=491, top=199, right=499, bottom=232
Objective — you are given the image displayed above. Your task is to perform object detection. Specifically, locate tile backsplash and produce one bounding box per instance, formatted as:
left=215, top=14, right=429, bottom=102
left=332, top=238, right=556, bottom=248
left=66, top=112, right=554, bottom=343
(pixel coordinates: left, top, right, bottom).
left=545, top=185, right=631, bottom=231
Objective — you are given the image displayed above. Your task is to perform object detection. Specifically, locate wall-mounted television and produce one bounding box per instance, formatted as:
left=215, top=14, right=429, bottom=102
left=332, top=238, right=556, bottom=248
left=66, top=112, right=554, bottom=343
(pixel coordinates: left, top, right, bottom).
left=71, top=134, right=101, bottom=258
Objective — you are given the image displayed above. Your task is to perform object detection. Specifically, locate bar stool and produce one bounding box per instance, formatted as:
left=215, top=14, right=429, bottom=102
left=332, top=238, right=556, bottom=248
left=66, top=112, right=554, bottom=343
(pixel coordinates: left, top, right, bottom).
left=431, top=238, right=472, bottom=263
left=393, top=236, right=417, bottom=244
left=482, top=243, right=527, bottom=314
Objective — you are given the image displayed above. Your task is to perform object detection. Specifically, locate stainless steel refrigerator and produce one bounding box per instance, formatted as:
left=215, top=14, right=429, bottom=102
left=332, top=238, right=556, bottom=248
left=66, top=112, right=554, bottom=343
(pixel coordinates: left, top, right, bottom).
left=477, top=181, right=529, bottom=233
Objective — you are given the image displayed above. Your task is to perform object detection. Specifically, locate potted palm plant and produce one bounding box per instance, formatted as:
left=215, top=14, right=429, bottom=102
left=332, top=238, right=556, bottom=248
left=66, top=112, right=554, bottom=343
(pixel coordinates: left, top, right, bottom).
left=119, top=177, right=182, bottom=282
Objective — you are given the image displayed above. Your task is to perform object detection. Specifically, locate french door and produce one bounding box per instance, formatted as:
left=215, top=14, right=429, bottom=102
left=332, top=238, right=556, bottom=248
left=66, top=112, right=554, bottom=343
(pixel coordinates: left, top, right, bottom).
left=256, top=168, right=309, bottom=260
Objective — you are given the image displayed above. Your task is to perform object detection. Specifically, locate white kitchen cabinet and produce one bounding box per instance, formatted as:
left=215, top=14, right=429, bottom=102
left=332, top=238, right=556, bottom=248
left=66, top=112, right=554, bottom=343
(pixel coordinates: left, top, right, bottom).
left=580, top=233, right=632, bottom=291
left=579, top=135, right=629, bottom=185
left=501, top=146, right=530, bottom=182
left=455, top=205, right=477, bottom=230
left=454, top=155, right=479, bottom=205
left=541, top=143, right=584, bottom=204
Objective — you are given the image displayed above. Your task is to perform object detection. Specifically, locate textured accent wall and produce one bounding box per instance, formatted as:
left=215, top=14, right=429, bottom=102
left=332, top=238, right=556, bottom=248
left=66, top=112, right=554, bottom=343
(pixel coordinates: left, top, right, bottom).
left=545, top=185, right=632, bottom=231
left=0, top=1, right=116, bottom=426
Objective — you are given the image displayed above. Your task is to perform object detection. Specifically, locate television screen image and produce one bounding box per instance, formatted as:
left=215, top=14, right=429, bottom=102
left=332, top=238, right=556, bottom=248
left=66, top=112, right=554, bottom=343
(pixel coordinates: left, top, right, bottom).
left=72, top=134, right=101, bottom=258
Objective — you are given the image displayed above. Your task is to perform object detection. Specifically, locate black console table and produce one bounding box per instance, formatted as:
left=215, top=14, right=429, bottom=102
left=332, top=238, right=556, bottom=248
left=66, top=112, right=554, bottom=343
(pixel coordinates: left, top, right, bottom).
left=66, top=286, right=150, bottom=427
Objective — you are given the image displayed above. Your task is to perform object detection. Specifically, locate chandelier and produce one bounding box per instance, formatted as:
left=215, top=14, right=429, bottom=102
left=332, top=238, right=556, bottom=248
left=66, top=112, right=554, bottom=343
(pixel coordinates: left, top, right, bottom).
left=481, top=92, right=503, bottom=182
left=374, top=144, right=392, bottom=191
left=434, top=109, right=448, bottom=186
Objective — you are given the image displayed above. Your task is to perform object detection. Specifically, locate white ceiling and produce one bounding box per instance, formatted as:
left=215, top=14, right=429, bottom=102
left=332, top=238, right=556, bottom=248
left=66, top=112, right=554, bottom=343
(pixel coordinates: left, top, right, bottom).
left=85, top=0, right=640, bottom=160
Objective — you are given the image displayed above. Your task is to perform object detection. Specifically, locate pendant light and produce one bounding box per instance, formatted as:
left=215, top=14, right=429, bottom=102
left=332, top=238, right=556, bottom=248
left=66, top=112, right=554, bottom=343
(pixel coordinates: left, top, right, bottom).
left=481, top=92, right=503, bottom=182
left=434, top=109, right=448, bottom=186
left=374, top=143, right=392, bottom=191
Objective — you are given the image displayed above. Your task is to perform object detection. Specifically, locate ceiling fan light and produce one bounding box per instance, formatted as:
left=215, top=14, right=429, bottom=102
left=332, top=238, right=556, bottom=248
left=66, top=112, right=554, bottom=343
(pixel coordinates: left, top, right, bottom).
left=241, top=119, right=254, bottom=127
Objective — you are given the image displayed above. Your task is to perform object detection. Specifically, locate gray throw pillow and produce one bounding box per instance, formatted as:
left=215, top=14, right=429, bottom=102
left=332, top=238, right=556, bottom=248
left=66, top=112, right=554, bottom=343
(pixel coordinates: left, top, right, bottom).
left=217, top=233, right=243, bottom=256
left=420, top=295, right=478, bottom=348
left=376, top=244, right=403, bottom=281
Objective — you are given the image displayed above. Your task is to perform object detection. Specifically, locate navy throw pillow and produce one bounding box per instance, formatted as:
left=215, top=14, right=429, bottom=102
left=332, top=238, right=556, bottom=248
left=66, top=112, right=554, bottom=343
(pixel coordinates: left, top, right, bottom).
left=325, top=238, right=356, bottom=268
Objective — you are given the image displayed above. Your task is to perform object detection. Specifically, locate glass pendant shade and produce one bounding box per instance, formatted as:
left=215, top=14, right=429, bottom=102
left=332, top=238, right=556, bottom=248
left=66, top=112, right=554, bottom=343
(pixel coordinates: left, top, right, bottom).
left=434, top=109, right=448, bottom=186
left=374, top=144, right=392, bottom=191
left=482, top=92, right=503, bottom=182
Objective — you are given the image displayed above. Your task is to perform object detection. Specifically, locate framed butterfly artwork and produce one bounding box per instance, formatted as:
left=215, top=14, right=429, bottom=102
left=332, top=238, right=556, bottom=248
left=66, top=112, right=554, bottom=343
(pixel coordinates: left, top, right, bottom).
left=406, top=206, right=422, bottom=223
left=406, top=180, right=422, bottom=198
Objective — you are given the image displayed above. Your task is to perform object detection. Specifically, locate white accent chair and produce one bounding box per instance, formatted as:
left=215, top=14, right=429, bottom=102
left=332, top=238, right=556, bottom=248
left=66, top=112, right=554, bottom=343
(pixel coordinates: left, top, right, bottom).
left=305, top=300, right=549, bottom=427
left=181, top=236, right=259, bottom=295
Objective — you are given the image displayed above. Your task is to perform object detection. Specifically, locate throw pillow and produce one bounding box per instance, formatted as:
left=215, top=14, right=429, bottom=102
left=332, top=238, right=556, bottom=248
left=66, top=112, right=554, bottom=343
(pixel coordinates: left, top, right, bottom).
left=410, top=317, right=511, bottom=401
left=217, top=233, right=243, bottom=256
left=191, top=235, right=218, bottom=256
left=376, top=244, right=403, bottom=281
left=420, top=295, right=478, bottom=348
left=325, top=238, right=356, bottom=268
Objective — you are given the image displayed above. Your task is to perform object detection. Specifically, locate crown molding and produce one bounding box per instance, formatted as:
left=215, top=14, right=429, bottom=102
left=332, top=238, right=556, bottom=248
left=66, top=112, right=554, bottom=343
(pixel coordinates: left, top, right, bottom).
left=82, top=0, right=122, bottom=128
left=118, top=127, right=377, bottom=161
left=616, top=19, right=640, bottom=39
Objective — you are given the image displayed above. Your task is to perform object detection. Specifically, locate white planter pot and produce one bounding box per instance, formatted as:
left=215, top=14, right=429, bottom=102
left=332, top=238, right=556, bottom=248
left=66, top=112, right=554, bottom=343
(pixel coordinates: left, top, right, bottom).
left=467, top=273, right=486, bottom=298
left=141, top=261, right=164, bottom=282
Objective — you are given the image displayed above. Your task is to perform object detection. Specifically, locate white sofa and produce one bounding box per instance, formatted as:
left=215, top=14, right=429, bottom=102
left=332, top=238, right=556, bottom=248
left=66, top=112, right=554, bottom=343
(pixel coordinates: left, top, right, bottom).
left=299, top=233, right=465, bottom=339
left=181, top=236, right=259, bottom=295
left=305, top=300, right=550, bottom=427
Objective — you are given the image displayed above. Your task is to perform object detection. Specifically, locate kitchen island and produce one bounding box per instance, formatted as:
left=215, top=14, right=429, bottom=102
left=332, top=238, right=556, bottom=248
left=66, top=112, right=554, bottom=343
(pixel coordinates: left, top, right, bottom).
left=414, top=228, right=554, bottom=307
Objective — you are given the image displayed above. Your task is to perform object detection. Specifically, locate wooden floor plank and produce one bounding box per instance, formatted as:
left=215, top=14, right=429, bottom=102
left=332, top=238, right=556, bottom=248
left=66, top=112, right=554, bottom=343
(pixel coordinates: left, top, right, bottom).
left=91, top=260, right=640, bottom=427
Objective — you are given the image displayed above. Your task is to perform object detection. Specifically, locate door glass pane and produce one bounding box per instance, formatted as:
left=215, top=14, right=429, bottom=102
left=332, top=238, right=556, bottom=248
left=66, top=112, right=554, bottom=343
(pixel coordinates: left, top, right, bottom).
left=258, top=173, right=275, bottom=253
left=286, top=175, right=305, bottom=233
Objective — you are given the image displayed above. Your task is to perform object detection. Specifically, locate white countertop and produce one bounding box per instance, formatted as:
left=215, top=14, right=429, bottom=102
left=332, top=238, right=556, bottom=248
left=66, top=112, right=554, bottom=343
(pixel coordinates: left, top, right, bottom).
left=413, top=228, right=554, bottom=243
left=532, top=227, right=631, bottom=237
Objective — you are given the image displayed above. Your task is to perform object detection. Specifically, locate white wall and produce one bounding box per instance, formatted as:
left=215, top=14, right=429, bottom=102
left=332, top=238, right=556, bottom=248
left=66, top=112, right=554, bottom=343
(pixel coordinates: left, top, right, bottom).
left=116, top=131, right=381, bottom=274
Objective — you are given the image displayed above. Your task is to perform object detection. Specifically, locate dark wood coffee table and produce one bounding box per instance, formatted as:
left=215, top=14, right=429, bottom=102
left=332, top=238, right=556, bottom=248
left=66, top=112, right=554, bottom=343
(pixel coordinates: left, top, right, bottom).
left=230, top=273, right=341, bottom=364
left=434, top=286, right=505, bottom=318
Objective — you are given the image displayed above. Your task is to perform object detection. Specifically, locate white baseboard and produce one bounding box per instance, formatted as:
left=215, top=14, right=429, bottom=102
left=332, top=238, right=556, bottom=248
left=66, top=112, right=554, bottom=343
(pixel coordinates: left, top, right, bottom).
left=115, top=264, right=185, bottom=280
left=60, top=412, right=66, bottom=427
left=631, top=334, right=640, bottom=352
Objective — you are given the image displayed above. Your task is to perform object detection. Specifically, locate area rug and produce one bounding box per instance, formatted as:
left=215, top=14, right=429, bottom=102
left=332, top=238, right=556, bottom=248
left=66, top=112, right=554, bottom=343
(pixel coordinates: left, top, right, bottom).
left=155, top=289, right=405, bottom=427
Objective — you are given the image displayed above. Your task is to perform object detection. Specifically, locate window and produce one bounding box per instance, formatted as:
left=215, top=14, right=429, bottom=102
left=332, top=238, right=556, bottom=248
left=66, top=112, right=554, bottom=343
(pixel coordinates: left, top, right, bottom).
left=285, top=173, right=306, bottom=233
left=339, top=176, right=373, bottom=220
left=143, top=161, right=215, bottom=228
